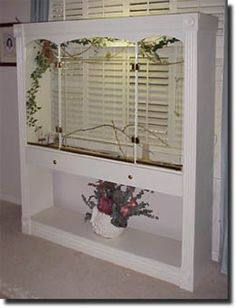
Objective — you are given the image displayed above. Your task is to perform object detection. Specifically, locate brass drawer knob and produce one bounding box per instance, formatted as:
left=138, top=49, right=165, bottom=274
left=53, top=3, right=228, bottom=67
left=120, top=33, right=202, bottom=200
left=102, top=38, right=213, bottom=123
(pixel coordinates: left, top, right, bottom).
left=128, top=174, right=133, bottom=180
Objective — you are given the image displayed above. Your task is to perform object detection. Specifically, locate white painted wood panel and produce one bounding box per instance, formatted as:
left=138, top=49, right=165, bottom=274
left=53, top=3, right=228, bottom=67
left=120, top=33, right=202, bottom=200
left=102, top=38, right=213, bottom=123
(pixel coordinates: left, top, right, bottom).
left=16, top=14, right=218, bottom=45
left=32, top=206, right=182, bottom=267
left=26, top=145, right=183, bottom=196
left=31, top=206, right=182, bottom=285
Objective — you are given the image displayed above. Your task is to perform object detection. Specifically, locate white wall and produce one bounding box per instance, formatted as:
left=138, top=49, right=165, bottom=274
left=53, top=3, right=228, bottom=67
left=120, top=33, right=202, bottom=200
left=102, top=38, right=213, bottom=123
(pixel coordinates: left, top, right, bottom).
left=0, top=0, right=31, bottom=203
left=0, top=67, right=21, bottom=204
left=0, top=71, right=2, bottom=193
left=0, top=0, right=30, bottom=23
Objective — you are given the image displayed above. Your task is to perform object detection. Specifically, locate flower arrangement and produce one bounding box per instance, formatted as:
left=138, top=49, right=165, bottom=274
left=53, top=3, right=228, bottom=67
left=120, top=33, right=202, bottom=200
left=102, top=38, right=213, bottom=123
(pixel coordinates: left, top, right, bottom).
left=82, top=180, right=159, bottom=229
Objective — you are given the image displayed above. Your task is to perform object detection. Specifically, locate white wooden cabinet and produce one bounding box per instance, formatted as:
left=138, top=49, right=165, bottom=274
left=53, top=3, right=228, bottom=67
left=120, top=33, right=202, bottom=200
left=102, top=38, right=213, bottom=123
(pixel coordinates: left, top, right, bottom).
left=14, top=13, right=217, bottom=292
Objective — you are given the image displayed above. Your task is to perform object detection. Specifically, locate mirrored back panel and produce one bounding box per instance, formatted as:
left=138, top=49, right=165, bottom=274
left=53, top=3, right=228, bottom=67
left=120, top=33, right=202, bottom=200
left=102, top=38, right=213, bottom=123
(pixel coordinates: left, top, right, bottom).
left=136, top=36, right=184, bottom=168
left=61, top=38, right=135, bottom=162
left=26, top=36, right=184, bottom=170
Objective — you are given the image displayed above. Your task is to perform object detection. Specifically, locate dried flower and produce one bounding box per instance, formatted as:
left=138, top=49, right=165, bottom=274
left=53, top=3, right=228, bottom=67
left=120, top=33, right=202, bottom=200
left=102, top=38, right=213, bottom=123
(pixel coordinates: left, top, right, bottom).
left=82, top=180, right=158, bottom=228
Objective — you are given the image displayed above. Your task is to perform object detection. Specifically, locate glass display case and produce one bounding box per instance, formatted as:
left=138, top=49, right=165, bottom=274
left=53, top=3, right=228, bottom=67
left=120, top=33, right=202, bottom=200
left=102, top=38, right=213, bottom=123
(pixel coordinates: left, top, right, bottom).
left=15, top=14, right=217, bottom=292
left=26, top=35, right=184, bottom=169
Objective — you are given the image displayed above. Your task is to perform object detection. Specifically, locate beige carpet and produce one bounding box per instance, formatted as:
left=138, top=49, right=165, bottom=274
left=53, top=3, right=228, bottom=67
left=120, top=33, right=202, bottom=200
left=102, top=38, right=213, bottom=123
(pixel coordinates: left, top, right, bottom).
left=0, top=200, right=229, bottom=300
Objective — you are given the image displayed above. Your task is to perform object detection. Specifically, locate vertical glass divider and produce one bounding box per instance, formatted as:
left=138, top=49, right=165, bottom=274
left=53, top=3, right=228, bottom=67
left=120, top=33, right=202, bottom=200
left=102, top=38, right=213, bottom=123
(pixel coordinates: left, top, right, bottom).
left=134, top=42, right=139, bottom=164
left=58, top=44, right=62, bottom=149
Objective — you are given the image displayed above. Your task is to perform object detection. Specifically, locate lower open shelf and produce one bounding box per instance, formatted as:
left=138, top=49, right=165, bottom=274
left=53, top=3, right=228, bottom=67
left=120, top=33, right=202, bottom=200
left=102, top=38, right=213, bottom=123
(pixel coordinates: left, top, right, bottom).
left=30, top=206, right=182, bottom=286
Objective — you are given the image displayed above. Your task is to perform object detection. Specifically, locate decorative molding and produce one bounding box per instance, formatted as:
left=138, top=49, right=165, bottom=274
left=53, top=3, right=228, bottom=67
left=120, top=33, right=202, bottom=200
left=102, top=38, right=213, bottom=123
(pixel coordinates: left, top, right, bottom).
left=14, top=14, right=208, bottom=45
left=212, top=251, right=219, bottom=262
left=180, top=30, right=198, bottom=290
left=13, top=24, right=24, bottom=38
left=179, top=269, right=194, bottom=292
left=21, top=216, right=32, bottom=234
left=183, top=16, right=195, bottom=28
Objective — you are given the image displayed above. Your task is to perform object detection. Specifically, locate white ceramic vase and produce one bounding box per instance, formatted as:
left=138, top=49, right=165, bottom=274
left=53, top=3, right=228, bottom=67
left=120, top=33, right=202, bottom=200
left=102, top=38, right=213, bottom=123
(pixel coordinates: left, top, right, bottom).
left=90, top=207, right=124, bottom=239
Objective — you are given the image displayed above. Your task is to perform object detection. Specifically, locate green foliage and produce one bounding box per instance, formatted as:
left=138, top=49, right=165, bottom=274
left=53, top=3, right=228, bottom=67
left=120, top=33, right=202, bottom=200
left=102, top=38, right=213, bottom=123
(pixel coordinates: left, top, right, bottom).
left=69, top=37, right=119, bottom=47
left=26, top=43, right=53, bottom=129
left=82, top=180, right=159, bottom=228
left=138, top=36, right=179, bottom=62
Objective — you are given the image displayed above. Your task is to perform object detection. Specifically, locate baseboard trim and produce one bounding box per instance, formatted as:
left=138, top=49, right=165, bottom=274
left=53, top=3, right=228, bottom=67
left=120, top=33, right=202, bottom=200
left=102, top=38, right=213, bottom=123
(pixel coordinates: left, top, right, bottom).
left=212, top=251, right=219, bottom=262
left=0, top=192, right=21, bottom=205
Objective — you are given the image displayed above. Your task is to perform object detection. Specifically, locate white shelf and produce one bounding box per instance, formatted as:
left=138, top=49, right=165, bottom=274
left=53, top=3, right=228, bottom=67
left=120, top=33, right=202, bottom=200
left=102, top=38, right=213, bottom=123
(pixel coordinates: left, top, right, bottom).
left=31, top=206, right=182, bottom=285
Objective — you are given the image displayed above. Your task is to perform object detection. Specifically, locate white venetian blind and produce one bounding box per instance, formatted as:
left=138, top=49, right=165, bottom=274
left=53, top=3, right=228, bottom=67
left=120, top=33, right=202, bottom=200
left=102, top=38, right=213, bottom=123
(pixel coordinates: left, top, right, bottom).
left=49, top=0, right=172, bottom=20
left=59, top=42, right=135, bottom=158
left=129, top=0, right=170, bottom=15
left=49, top=0, right=225, bottom=168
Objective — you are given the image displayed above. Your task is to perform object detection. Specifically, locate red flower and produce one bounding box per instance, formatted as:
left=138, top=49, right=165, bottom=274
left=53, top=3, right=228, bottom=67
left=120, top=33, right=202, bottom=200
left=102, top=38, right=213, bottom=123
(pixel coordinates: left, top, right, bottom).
left=97, top=197, right=112, bottom=215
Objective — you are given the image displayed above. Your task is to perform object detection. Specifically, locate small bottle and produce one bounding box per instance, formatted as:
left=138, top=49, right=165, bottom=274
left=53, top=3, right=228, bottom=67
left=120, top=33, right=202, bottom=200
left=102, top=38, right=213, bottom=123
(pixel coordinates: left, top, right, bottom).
left=47, top=132, right=55, bottom=145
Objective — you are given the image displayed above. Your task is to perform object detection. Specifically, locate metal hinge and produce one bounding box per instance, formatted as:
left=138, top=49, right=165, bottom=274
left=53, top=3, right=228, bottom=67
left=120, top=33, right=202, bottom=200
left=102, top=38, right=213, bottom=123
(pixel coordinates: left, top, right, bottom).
left=131, top=63, right=140, bottom=71
left=55, top=61, right=63, bottom=68
left=55, top=126, right=63, bottom=133
left=131, top=136, right=140, bottom=144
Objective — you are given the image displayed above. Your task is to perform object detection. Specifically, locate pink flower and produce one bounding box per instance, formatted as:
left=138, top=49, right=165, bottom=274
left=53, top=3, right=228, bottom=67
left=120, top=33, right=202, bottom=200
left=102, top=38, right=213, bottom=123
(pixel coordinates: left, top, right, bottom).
left=97, top=197, right=112, bottom=215
left=127, top=198, right=137, bottom=208
left=120, top=205, right=130, bottom=217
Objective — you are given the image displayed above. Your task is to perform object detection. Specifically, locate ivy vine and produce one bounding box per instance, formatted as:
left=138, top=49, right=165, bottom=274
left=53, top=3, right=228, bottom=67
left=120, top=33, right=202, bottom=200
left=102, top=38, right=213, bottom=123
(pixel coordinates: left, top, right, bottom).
left=138, top=36, right=179, bottom=62
left=26, top=40, right=57, bottom=130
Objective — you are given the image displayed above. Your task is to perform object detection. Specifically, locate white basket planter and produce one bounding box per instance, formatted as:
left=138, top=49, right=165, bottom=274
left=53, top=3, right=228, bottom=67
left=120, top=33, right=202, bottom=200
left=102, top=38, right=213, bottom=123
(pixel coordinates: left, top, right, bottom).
left=90, top=207, right=124, bottom=239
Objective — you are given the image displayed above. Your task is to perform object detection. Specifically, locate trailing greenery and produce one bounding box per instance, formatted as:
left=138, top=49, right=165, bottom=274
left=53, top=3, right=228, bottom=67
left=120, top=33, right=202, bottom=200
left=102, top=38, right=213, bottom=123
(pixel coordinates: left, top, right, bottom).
left=138, top=36, right=179, bottom=62
left=68, top=37, right=119, bottom=48
left=82, top=180, right=159, bottom=228
left=27, top=53, right=49, bottom=128
left=26, top=40, right=57, bottom=129
left=26, top=38, right=117, bottom=130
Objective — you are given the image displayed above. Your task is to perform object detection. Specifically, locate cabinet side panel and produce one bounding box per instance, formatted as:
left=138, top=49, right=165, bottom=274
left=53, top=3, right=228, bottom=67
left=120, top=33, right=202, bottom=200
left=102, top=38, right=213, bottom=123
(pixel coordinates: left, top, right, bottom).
left=27, top=165, right=54, bottom=216
left=194, top=30, right=216, bottom=288
left=180, top=30, right=197, bottom=291
left=15, top=29, right=28, bottom=214
left=15, top=28, right=54, bottom=226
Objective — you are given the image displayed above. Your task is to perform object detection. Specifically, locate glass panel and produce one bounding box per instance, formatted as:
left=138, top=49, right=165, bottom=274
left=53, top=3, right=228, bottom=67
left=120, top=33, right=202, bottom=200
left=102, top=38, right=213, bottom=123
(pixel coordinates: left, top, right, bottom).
left=25, top=36, right=184, bottom=171
left=136, top=36, right=184, bottom=170
left=61, top=37, right=135, bottom=162
left=26, top=40, right=59, bottom=148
